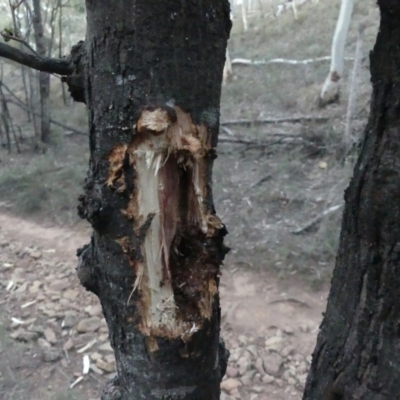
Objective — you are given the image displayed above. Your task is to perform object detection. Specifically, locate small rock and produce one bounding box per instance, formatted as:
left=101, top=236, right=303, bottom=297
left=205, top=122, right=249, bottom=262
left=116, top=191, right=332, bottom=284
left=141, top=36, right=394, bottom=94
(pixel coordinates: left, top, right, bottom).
left=262, top=374, right=275, bottom=384
left=275, top=378, right=284, bottom=387
left=42, top=348, right=62, bottom=362
left=38, top=338, right=52, bottom=348
left=288, top=377, right=296, bottom=386
left=265, top=336, right=283, bottom=350
left=99, top=342, right=113, bottom=352
left=96, top=358, right=115, bottom=373
left=85, top=304, right=103, bottom=317
left=63, top=311, right=77, bottom=329
left=237, top=355, right=251, bottom=375
left=263, top=353, right=283, bottom=377
left=74, top=333, right=95, bottom=346
left=297, top=361, right=309, bottom=374
left=229, top=388, right=241, bottom=399
left=28, top=324, right=45, bottom=334
left=30, top=250, right=42, bottom=260
left=220, top=393, right=235, bottom=400
left=246, top=345, right=258, bottom=359
left=90, top=363, right=104, bottom=375
left=254, top=357, right=265, bottom=375
left=49, top=279, right=69, bottom=292
left=76, top=317, right=101, bottom=333
left=226, top=366, right=239, bottom=378
left=238, top=335, right=248, bottom=346
left=283, top=326, right=294, bottom=335
left=29, top=281, right=42, bottom=294
left=251, top=386, right=264, bottom=393
left=10, top=329, right=38, bottom=342
left=63, top=338, right=74, bottom=351
left=44, top=327, right=57, bottom=344
left=90, top=352, right=102, bottom=361
left=240, top=370, right=255, bottom=386
left=63, top=289, right=79, bottom=300
left=220, top=378, right=242, bottom=392
left=281, top=345, right=296, bottom=358
left=298, top=373, right=308, bottom=384
left=105, top=354, right=116, bottom=365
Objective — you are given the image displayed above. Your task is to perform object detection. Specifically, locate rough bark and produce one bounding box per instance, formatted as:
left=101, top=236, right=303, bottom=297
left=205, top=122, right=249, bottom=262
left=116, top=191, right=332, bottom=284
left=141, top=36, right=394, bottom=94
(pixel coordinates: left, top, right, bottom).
left=319, top=0, right=354, bottom=106
left=76, top=1, right=231, bottom=399
left=32, top=0, right=51, bottom=143
left=303, top=2, right=400, bottom=399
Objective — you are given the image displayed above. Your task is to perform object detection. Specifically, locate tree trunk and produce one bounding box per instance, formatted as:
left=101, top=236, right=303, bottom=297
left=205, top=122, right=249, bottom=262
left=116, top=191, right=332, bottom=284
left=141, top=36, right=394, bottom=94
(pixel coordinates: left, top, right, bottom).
left=319, top=0, right=354, bottom=106
left=77, top=1, right=231, bottom=399
left=303, top=2, right=400, bottom=399
left=32, top=0, right=51, bottom=143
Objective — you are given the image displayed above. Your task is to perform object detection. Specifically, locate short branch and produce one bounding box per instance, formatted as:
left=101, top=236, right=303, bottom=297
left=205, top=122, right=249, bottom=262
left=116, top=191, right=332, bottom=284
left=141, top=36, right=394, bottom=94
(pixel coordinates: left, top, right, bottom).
left=0, top=41, right=73, bottom=75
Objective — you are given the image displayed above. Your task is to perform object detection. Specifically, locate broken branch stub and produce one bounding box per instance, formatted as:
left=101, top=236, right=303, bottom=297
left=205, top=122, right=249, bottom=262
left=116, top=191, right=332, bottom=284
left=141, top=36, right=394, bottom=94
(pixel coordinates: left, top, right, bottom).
left=109, top=106, right=227, bottom=341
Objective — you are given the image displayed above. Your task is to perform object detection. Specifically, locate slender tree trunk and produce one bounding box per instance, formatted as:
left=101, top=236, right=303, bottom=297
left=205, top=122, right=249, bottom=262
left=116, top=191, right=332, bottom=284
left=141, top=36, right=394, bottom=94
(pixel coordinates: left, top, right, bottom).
left=340, top=22, right=365, bottom=158
left=304, top=2, right=400, bottom=399
left=223, top=48, right=233, bottom=85
left=319, top=0, right=354, bottom=106
left=77, top=1, right=231, bottom=399
left=32, top=0, right=51, bottom=143
left=241, top=0, right=249, bottom=31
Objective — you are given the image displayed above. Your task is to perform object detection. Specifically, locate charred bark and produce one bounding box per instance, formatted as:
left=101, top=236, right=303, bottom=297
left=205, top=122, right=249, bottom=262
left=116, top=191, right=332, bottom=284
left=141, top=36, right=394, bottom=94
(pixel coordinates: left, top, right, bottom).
left=303, top=2, right=400, bottom=399
left=76, top=1, right=231, bottom=399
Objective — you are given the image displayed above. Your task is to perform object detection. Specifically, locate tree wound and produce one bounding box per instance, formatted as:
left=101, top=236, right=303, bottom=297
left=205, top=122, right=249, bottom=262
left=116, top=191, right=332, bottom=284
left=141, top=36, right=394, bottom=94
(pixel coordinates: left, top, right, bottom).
left=108, top=106, right=226, bottom=342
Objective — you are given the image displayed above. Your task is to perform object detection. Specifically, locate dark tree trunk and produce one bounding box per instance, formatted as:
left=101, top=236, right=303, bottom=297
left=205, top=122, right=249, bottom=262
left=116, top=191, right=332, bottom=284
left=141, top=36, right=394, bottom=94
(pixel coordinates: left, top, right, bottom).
left=303, top=2, right=400, bottom=399
left=76, top=1, right=231, bottom=399
left=32, top=0, right=51, bottom=143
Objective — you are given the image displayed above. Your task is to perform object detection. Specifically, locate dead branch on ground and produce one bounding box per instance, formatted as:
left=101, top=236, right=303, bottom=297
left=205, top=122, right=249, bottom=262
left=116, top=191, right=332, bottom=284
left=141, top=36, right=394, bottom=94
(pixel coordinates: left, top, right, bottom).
left=221, top=115, right=334, bottom=127
left=291, top=203, right=344, bottom=235
left=231, top=56, right=354, bottom=66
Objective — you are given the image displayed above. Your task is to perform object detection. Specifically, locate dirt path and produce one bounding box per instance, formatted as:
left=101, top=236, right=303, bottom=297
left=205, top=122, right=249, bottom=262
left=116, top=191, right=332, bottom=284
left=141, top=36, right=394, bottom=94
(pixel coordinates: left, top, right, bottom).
left=0, top=212, right=327, bottom=400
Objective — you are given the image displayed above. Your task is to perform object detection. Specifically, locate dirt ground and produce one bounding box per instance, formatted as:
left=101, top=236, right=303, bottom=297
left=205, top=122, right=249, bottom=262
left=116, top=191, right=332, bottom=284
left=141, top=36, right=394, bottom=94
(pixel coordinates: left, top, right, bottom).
left=0, top=212, right=327, bottom=400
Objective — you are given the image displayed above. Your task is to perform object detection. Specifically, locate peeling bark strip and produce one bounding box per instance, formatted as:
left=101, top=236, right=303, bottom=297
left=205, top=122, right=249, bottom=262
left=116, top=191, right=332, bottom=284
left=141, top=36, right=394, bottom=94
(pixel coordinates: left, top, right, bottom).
left=76, top=1, right=231, bottom=399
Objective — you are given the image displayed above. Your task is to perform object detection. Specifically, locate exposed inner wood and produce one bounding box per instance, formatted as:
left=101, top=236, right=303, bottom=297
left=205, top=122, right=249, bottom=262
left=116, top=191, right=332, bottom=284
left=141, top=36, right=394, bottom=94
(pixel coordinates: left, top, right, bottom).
left=121, top=106, right=222, bottom=338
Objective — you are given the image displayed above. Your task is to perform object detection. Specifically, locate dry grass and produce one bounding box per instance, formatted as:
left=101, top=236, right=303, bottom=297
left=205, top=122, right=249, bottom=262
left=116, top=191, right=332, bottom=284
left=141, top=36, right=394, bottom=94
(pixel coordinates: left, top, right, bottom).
left=0, top=135, right=88, bottom=226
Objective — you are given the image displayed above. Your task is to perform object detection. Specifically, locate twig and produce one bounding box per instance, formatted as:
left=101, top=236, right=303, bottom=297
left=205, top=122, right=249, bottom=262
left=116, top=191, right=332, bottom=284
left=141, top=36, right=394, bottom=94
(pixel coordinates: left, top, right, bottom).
left=7, top=98, right=86, bottom=135
left=221, top=115, right=333, bottom=127
left=291, top=203, right=344, bottom=235
left=221, top=125, right=234, bottom=136
left=1, top=32, right=39, bottom=56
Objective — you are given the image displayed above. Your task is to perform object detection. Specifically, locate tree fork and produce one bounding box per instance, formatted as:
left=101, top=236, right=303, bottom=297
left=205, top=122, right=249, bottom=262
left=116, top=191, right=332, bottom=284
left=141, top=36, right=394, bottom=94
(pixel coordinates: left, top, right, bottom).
left=304, top=1, right=400, bottom=399
left=75, top=1, right=231, bottom=398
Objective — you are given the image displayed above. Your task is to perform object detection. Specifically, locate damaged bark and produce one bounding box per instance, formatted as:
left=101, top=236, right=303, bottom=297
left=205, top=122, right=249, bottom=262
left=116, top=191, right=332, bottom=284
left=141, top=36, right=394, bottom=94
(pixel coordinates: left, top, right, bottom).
left=75, top=1, right=231, bottom=399
left=303, top=2, right=400, bottom=399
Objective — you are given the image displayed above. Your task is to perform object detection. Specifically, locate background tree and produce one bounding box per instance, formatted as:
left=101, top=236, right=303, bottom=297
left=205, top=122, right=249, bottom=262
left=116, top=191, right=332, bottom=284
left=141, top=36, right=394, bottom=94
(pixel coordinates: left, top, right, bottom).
left=0, top=0, right=231, bottom=398
left=303, top=1, right=400, bottom=398
left=32, top=0, right=51, bottom=143
left=319, top=0, right=354, bottom=106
